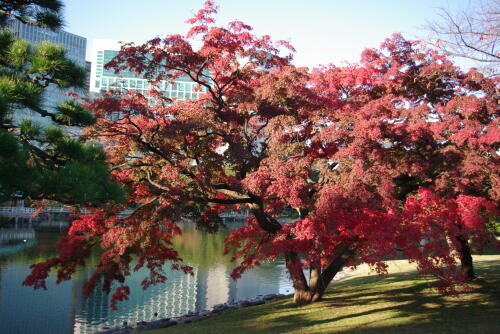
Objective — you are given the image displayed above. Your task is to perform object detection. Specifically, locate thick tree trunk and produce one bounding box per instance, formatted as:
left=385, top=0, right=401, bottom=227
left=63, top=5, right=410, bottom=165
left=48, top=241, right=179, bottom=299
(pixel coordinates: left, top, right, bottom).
left=456, top=235, right=476, bottom=281
left=308, top=263, right=325, bottom=302
left=248, top=204, right=355, bottom=304
left=285, top=252, right=313, bottom=304
left=287, top=244, right=355, bottom=304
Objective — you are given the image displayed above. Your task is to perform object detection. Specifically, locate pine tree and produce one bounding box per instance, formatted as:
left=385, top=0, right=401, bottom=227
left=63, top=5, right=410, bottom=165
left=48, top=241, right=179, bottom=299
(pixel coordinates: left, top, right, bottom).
left=0, top=2, right=123, bottom=205
left=0, top=0, right=64, bottom=29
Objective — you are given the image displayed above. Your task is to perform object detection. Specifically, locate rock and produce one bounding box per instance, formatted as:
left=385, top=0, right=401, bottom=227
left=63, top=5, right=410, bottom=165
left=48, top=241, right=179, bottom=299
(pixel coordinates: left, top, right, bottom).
left=263, top=293, right=278, bottom=301
left=143, top=319, right=177, bottom=330
left=212, top=303, right=229, bottom=313
left=189, top=315, right=209, bottom=322
left=239, top=299, right=265, bottom=307
left=199, top=310, right=211, bottom=317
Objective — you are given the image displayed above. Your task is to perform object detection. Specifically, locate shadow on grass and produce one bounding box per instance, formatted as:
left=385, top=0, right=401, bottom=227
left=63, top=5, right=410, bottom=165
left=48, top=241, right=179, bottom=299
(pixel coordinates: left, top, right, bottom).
left=161, top=259, right=500, bottom=334
left=241, top=261, right=500, bottom=333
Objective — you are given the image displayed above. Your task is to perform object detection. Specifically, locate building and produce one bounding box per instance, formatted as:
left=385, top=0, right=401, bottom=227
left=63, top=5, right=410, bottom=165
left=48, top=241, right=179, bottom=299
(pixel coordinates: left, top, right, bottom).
left=85, top=61, right=92, bottom=91
left=90, top=39, right=206, bottom=99
left=6, top=20, right=87, bottom=128
left=7, top=19, right=86, bottom=67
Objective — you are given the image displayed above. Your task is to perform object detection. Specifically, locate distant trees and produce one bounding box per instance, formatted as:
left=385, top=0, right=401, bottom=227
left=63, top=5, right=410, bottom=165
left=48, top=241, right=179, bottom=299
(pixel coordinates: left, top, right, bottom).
left=23, top=2, right=499, bottom=308
left=0, top=2, right=123, bottom=204
left=424, top=0, right=499, bottom=75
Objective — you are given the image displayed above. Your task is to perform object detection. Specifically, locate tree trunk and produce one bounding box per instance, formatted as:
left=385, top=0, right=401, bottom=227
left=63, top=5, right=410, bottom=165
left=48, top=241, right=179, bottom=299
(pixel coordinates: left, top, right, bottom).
left=249, top=204, right=355, bottom=304
left=308, top=263, right=325, bottom=302
left=285, top=252, right=313, bottom=304
left=287, top=244, right=355, bottom=304
left=456, top=235, right=476, bottom=281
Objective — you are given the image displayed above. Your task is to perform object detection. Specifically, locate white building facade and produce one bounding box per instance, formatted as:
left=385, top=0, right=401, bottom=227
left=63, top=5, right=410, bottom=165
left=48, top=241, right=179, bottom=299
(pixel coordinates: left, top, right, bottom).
left=90, top=39, right=206, bottom=99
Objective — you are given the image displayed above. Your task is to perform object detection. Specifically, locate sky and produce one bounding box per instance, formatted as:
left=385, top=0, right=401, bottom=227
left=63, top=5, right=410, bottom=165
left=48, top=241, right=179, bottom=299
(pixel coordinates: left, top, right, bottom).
left=62, top=0, right=473, bottom=69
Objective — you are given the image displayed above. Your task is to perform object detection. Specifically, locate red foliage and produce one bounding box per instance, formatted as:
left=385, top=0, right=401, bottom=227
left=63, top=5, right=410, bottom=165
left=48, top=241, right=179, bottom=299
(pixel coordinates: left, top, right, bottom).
left=24, top=2, right=499, bottom=307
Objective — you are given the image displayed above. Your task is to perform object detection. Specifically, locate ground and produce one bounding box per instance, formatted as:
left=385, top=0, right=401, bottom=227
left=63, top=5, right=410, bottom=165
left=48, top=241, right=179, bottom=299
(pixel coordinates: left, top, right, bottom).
left=146, top=254, right=500, bottom=334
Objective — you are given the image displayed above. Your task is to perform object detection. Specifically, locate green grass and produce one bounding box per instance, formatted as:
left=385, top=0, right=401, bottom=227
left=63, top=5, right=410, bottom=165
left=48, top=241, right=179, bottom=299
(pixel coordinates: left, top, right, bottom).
left=148, top=255, right=500, bottom=334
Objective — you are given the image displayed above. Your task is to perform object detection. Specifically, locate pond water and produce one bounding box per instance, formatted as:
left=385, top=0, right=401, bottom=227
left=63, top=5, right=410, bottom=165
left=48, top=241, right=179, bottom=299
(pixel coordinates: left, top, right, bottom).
left=0, top=222, right=293, bottom=334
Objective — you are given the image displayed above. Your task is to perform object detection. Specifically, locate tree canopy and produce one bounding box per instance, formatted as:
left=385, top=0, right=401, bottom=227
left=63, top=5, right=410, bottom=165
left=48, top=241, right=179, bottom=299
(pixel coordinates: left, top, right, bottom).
left=0, top=9, right=123, bottom=204
left=24, top=1, right=499, bottom=308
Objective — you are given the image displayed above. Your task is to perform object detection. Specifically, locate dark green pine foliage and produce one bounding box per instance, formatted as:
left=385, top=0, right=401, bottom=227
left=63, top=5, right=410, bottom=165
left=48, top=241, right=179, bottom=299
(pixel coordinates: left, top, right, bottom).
left=0, top=0, right=64, bottom=30
left=0, top=9, right=123, bottom=205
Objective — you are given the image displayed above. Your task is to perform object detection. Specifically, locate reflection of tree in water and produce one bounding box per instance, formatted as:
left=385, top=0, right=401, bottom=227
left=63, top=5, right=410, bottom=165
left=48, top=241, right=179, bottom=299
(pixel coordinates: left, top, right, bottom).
left=174, top=223, right=288, bottom=283
left=0, top=228, right=291, bottom=333
left=173, top=223, right=233, bottom=268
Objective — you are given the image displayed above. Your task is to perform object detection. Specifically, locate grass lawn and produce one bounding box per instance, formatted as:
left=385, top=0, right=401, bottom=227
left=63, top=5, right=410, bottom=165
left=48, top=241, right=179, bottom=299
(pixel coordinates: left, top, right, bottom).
left=147, top=255, right=500, bottom=334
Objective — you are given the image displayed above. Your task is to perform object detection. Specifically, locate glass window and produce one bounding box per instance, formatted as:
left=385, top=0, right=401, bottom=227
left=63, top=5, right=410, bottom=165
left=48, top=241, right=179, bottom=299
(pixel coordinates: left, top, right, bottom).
left=137, top=81, right=143, bottom=88
left=178, top=82, right=185, bottom=91
left=102, top=78, right=108, bottom=85
left=95, top=80, right=100, bottom=88
left=178, top=92, right=185, bottom=99
left=130, top=80, right=136, bottom=88
left=171, top=91, right=177, bottom=98
left=171, top=83, right=177, bottom=91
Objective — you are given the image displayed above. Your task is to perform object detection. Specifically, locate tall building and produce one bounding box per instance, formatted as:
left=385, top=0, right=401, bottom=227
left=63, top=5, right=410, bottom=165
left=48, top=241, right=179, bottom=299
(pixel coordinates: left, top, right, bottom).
left=85, top=61, right=92, bottom=92
left=7, top=19, right=86, bottom=67
left=90, top=39, right=206, bottom=99
left=6, top=20, right=87, bottom=128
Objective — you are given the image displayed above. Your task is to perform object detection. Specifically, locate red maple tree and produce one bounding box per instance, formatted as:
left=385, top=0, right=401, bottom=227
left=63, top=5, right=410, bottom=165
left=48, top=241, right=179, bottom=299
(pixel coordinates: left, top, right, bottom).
left=24, top=1, right=499, bottom=307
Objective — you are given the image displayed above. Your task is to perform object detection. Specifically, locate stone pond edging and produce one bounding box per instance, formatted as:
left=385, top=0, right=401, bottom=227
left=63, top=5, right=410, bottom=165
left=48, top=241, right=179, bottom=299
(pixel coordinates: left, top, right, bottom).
left=97, top=268, right=353, bottom=334
left=96, top=293, right=285, bottom=334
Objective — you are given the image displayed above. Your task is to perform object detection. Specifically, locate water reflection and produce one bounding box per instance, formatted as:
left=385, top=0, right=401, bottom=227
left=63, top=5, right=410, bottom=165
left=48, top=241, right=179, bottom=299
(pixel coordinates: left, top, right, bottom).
left=0, top=222, right=292, bottom=334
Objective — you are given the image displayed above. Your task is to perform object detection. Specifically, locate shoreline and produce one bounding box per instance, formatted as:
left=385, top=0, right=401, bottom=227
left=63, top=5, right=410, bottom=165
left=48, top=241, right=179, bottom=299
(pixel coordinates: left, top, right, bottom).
left=97, top=267, right=353, bottom=334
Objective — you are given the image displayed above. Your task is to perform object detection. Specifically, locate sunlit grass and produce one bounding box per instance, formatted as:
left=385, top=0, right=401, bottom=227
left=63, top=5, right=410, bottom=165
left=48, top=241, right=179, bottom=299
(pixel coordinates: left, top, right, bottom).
left=148, top=255, right=500, bottom=334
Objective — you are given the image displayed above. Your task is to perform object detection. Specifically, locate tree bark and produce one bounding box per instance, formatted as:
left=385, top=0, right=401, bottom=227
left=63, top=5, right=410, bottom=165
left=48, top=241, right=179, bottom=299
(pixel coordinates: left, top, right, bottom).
left=285, top=252, right=312, bottom=304
left=249, top=203, right=355, bottom=304
left=456, top=235, right=476, bottom=281
left=287, top=244, right=355, bottom=304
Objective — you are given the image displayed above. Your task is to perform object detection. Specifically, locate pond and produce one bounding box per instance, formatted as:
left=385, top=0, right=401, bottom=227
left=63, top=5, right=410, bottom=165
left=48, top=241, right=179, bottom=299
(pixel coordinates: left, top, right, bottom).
left=0, top=222, right=293, bottom=334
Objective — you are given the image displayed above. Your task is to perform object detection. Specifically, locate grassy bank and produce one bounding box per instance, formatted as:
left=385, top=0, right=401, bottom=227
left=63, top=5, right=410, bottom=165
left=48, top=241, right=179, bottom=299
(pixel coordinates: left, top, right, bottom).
left=148, top=255, right=500, bottom=334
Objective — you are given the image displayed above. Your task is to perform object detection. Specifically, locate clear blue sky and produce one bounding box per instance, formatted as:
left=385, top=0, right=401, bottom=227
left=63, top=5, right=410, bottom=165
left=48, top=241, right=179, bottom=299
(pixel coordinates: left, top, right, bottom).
left=63, top=0, right=471, bottom=68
